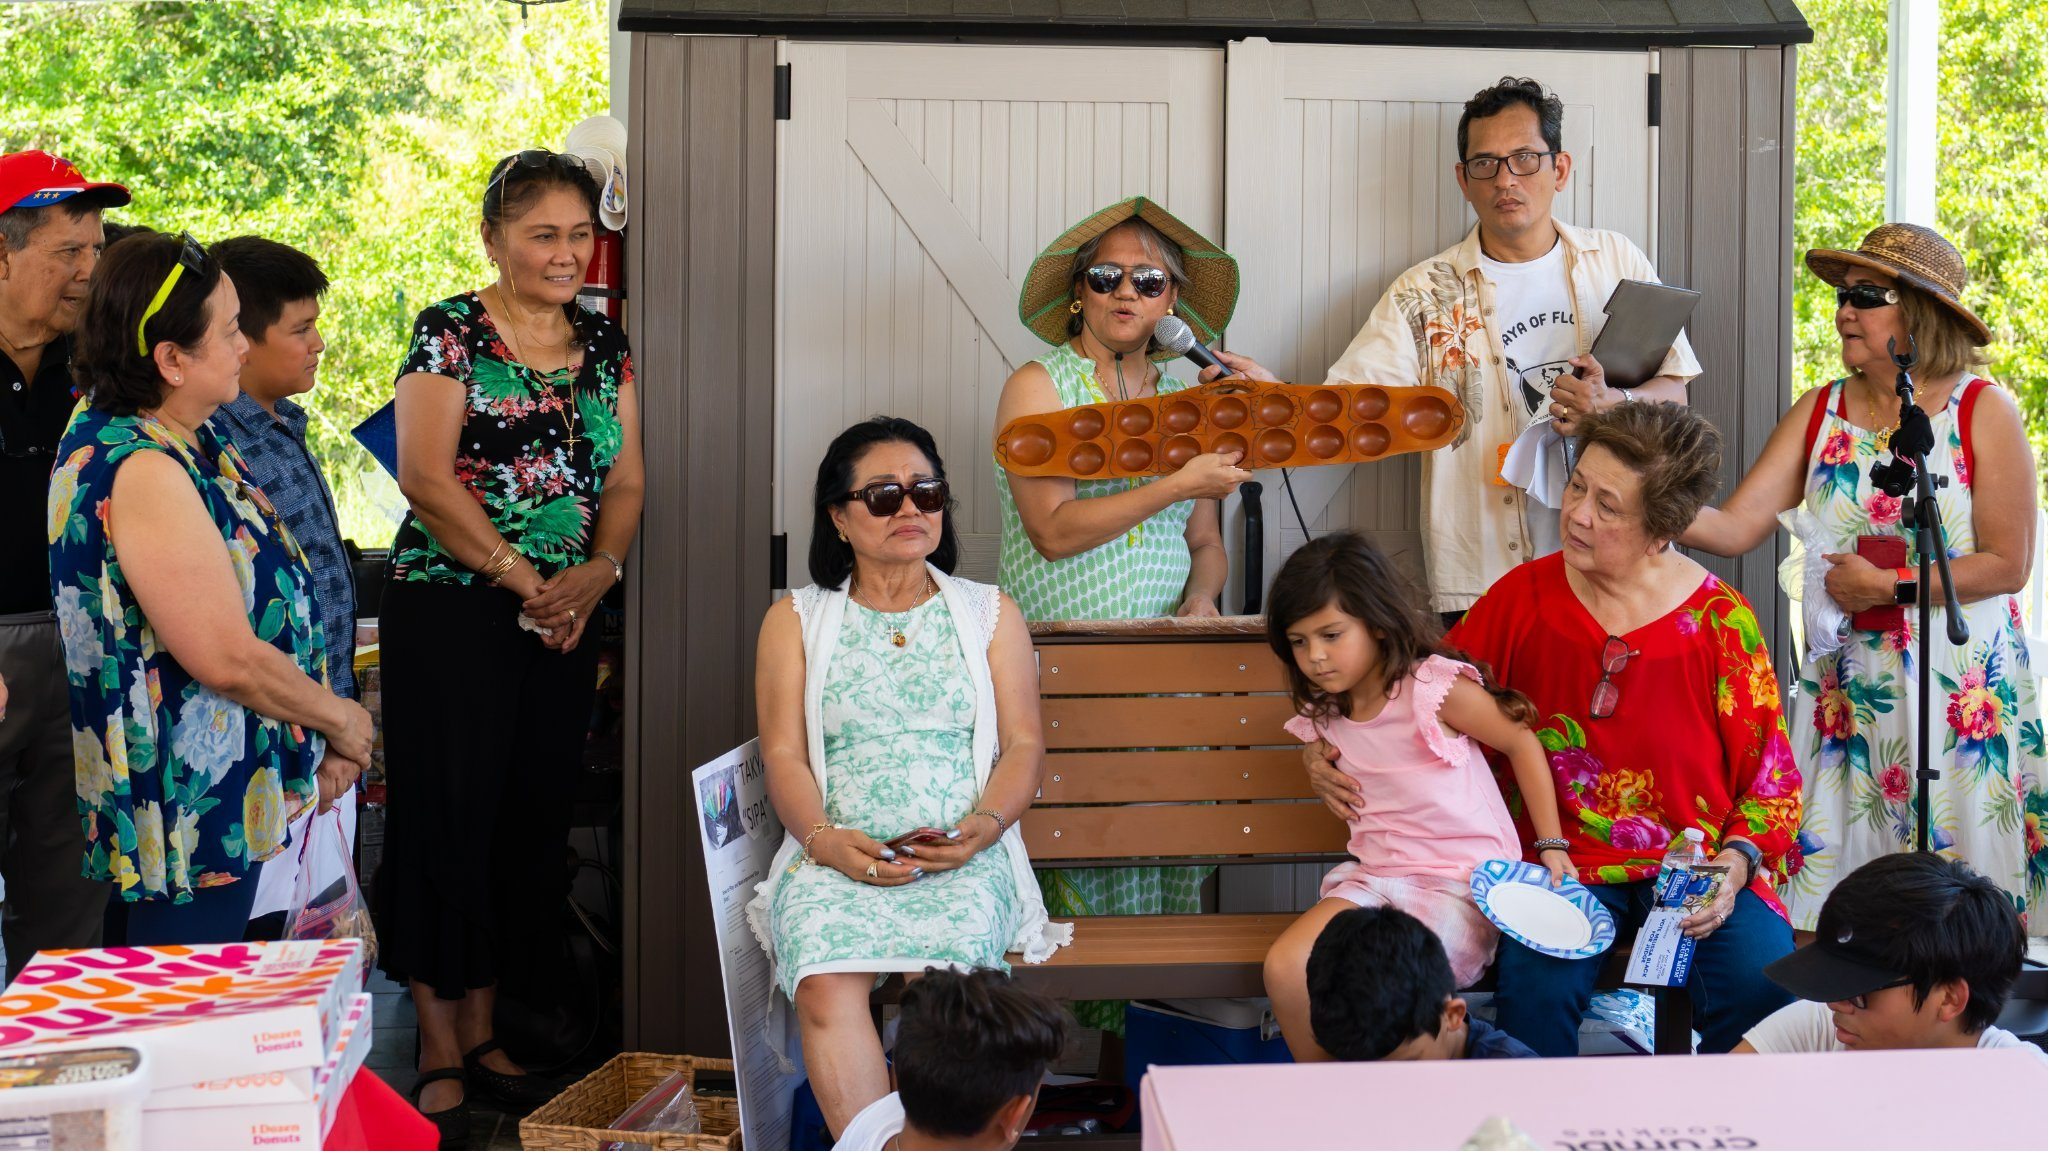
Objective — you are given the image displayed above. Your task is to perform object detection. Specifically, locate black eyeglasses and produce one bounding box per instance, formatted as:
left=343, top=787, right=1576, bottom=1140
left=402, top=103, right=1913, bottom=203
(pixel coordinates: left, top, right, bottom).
left=1082, top=263, right=1171, bottom=299
left=1589, top=635, right=1639, bottom=720
left=843, top=478, right=948, bottom=516
left=136, top=232, right=211, bottom=358
left=1461, top=151, right=1559, bottom=181
left=485, top=149, right=589, bottom=206
left=1835, top=284, right=1900, bottom=310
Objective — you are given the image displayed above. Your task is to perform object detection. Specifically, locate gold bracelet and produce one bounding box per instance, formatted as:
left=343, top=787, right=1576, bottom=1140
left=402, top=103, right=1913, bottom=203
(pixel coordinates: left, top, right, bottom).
left=480, top=541, right=508, bottom=575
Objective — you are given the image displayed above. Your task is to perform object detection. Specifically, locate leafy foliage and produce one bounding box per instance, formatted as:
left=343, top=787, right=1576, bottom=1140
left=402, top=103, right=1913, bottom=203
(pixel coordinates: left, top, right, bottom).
left=0, top=0, right=611, bottom=543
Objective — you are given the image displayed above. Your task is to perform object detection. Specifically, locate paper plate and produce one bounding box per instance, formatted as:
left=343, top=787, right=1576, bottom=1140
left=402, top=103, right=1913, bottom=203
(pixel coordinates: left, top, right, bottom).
left=1469, top=858, right=1616, bottom=960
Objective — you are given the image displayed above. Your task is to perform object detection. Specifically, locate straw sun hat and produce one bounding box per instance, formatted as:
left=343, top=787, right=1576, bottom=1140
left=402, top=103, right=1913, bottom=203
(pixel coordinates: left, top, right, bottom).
left=1805, top=222, right=1990, bottom=346
left=1017, top=197, right=1239, bottom=362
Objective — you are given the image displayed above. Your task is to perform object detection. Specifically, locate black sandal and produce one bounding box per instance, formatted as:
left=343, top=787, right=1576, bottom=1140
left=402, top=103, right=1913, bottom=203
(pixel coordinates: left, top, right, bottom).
left=408, top=1066, right=471, bottom=1151
left=463, top=1039, right=559, bottom=1112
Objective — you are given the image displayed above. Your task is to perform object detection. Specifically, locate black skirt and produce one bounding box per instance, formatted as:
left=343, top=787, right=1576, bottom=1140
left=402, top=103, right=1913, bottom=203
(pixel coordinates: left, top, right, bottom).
left=372, top=578, right=600, bottom=998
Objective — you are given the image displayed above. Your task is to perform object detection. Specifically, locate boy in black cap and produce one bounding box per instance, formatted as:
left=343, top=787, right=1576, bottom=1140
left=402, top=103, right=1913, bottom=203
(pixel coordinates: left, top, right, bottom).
left=1735, top=852, right=2038, bottom=1054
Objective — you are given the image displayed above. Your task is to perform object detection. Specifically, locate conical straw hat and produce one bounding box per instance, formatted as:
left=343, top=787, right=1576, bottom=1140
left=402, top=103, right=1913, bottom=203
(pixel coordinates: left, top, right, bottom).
left=1018, top=197, right=1239, bottom=362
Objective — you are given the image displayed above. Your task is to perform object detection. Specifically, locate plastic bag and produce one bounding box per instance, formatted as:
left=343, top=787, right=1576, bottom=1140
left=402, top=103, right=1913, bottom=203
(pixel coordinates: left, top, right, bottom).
left=286, top=807, right=378, bottom=971
left=601, top=1069, right=701, bottom=1150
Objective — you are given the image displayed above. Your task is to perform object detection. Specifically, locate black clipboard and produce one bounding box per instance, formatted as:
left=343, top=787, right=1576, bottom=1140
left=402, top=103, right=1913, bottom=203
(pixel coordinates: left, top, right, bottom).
left=1588, top=279, right=1699, bottom=389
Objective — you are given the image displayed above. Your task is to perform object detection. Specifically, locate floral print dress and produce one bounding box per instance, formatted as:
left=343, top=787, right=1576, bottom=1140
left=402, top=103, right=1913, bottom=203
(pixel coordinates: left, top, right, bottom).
left=389, top=293, right=631, bottom=584
left=48, top=407, right=325, bottom=903
left=765, top=597, right=1021, bottom=997
left=1449, top=555, right=1803, bottom=915
left=1787, top=378, right=2046, bottom=931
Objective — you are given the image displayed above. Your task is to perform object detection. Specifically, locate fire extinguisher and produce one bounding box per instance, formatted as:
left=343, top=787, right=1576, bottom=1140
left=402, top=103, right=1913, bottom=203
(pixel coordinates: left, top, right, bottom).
left=578, top=226, right=625, bottom=321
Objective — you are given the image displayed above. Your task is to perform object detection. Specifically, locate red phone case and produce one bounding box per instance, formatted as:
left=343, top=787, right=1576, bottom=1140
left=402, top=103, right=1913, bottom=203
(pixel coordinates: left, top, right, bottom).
left=1852, top=534, right=1908, bottom=632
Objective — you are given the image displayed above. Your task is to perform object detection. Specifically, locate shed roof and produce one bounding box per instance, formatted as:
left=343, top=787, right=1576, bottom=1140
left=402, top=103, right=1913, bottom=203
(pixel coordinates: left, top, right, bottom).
left=618, top=0, right=1811, bottom=48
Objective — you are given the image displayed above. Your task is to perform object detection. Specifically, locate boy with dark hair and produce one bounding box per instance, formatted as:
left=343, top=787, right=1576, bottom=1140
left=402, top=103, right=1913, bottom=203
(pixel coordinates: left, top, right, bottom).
left=1307, top=906, right=1535, bottom=1060
left=1736, top=852, right=2038, bottom=1054
left=206, top=236, right=355, bottom=701
left=836, top=968, right=1071, bottom=1151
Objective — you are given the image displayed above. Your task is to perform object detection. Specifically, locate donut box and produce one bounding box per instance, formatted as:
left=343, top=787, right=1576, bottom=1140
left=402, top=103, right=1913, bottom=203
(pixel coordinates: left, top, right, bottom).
left=994, top=381, right=1464, bottom=479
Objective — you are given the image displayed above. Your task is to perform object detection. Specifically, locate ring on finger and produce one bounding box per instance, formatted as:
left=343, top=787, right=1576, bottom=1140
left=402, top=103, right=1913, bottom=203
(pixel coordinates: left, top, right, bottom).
left=568, top=608, right=578, bottom=624
left=864, top=862, right=879, bottom=879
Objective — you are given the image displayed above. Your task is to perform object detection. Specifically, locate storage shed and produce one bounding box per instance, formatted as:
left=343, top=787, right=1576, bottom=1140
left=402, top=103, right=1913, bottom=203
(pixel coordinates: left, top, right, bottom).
left=614, top=0, right=1813, bottom=1055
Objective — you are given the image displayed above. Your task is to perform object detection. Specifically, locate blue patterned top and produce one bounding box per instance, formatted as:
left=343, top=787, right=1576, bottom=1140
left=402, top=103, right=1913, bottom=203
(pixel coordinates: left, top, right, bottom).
left=48, top=406, right=326, bottom=903
left=211, top=392, right=357, bottom=699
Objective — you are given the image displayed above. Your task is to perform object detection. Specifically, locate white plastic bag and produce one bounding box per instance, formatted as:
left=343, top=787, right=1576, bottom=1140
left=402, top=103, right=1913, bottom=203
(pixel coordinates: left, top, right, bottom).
left=1778, top=506, right=1850, bottom=664
left=285, top=807, right=378, bottom=971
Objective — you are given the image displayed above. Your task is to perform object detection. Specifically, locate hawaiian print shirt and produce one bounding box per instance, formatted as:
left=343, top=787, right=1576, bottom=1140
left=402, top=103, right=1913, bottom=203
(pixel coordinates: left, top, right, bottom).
left=1450, top=554, right=1802, bottom=917
left=387, top=293, right=632, bottom=583
left=48, top=406, right=325, bottom=903
left=1323, top=221, right=1702, bottom=611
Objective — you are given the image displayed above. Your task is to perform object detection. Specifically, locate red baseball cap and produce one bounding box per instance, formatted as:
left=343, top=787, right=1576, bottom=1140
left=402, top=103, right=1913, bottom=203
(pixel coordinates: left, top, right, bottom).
left=0, top=150, right=131, bottom=213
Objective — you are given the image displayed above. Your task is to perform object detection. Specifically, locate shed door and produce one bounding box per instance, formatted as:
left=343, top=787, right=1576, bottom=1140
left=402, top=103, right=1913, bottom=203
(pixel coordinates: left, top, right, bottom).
left=1222, top=40, right=1656, bottom=601
left=776, top=42, right=1224, bottom=586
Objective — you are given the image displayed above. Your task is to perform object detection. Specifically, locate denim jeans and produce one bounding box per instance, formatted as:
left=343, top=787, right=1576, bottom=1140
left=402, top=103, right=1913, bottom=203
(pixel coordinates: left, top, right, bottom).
left=1493, top=879, right=1793, bottom=1057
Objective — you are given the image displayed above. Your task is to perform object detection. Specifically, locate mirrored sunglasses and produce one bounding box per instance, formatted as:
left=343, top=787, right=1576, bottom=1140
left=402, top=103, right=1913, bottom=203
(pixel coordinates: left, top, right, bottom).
left=1083, top=263, right=1170, bottom=299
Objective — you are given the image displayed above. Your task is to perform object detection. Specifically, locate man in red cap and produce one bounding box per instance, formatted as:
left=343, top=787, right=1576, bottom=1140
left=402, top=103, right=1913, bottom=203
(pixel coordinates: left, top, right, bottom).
left=0, top=149, right=130, bottom=975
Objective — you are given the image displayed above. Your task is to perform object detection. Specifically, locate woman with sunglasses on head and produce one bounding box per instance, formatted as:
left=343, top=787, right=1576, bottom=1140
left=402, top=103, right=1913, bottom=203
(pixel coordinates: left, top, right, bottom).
left=1679, top=224, right=2043, bottom=938
left=747, top=417, right=1069, bottom=1139
left=374, top=149, right=644, bottom=1143
left=49, top=232, right=369, bottom=947
left=1305, top=402, right=1800, bottom=1055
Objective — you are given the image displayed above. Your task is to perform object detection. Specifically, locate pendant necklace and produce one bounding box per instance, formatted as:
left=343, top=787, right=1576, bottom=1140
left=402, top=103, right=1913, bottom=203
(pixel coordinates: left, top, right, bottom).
left=491, top=286, right=582, bottom=451
left=852, top=573, right=937, bottom=648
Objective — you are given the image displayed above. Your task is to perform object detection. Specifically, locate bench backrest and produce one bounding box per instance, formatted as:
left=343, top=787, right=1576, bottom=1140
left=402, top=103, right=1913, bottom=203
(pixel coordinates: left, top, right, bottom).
left=1021, top=619, right=1349, bottom=869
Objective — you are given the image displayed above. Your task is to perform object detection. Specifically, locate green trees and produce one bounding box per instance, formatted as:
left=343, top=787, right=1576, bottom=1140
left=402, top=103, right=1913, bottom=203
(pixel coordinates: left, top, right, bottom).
left=0, top=0, right=609, bottom=543
left=1795, top=0, right=2048, bottom=461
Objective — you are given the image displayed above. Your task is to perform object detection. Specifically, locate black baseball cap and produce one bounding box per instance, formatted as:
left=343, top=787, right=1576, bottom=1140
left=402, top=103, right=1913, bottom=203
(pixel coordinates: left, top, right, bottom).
left=1764, top=921, right=1913, bottom=1004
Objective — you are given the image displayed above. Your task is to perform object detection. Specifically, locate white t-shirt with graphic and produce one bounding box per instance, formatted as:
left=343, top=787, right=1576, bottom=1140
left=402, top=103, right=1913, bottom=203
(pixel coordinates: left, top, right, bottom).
left=1742, top=999, right=2048, bottom=1060
left=1481, top=240, right=1575, bottom=559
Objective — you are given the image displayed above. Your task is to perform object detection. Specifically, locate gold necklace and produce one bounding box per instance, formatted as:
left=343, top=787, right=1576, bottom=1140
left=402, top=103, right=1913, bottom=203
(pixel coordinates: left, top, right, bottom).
left=489, top=287, right=581, bottom=450
left=851, top=573, right=937, bottom=648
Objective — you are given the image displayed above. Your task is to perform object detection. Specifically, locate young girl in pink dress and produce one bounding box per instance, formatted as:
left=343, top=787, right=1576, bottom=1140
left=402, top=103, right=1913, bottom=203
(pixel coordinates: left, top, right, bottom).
left=1260, top=533, right=1572, bottom=1061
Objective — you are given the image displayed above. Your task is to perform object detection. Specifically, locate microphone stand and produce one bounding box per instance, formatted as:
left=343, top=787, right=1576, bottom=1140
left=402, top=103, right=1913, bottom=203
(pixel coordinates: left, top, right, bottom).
left=1868, top=335, right=1969, bottom=852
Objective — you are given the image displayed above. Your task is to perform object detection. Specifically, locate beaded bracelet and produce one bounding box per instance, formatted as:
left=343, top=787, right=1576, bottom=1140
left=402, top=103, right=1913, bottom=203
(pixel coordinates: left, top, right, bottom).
left=970, top=808, right=1007, bottom=833
left=1533, top=837, right=1572, bottom=854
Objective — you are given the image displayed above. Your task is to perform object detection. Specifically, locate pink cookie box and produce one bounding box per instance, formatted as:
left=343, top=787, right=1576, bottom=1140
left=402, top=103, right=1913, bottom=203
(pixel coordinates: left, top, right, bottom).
left=147, top=992, right=372, bottom=1111
left=0, top=940, right=364, bottom=1093
left=140, top=992, right=372, bottom=1151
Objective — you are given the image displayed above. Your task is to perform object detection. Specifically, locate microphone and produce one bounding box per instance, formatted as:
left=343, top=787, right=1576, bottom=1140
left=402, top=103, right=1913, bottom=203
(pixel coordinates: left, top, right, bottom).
left=1153, top=315, right=1235, bottom=380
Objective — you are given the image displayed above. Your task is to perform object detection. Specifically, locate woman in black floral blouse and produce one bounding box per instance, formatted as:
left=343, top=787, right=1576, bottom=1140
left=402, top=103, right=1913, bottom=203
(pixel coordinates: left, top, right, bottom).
left=376, top=150, right=644, bottom=1142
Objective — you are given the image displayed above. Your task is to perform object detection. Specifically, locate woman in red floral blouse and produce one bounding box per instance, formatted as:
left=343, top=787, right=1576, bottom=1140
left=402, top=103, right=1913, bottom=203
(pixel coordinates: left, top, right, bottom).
left=1308, top=403, right=1802, bottom=1055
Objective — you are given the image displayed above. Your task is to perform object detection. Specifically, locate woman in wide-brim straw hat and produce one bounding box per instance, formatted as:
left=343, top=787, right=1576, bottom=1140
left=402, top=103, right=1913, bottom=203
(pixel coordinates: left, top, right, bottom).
left=1681, top=222, right=2045, bottom=935
left=992, top=198, right=1247, bottom=1031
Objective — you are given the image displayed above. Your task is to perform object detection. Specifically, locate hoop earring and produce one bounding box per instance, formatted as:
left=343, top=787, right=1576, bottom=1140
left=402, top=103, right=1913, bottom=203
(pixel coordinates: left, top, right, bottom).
left=1068, top=299, right=1082, bottom=314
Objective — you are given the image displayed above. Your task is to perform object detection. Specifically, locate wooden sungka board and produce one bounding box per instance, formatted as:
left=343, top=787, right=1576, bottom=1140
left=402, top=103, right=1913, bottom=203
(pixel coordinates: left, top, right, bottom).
left=994, top=381, right=1464, bottom=479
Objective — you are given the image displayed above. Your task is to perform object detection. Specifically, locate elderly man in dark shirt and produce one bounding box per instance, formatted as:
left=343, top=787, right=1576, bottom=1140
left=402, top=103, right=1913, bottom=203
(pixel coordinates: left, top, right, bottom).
left=0, top=151, right=130, bottom=974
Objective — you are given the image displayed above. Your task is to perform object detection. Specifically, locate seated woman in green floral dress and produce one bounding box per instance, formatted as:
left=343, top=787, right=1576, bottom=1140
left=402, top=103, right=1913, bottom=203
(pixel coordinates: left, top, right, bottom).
left=748, top=417, right=1070, bottom=1138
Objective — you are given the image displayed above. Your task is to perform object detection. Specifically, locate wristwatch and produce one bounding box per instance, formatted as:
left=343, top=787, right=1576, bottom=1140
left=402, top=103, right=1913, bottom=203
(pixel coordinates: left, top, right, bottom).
left=1724, top=838, right=1764, bottom=886
left=1893, top=566, right=1918, bottom=606
left=593, top=549, right=626, bottom=585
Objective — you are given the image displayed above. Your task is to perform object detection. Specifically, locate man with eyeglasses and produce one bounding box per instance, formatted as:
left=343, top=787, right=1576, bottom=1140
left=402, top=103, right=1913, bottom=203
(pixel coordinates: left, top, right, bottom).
left=1225, top=78, right=1701, bottom=621
left=0, top=150, right=131, bottom=974
left=1735, top=852, right=2043, bottom=1057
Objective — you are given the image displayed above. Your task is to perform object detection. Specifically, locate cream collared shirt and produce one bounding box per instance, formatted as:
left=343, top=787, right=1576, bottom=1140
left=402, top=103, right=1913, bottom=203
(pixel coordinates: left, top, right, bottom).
left=1323, top=219, right=1702, bottom=612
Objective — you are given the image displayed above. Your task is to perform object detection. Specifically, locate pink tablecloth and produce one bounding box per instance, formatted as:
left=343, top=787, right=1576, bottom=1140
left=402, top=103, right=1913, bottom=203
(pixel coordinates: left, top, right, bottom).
left=1139, top=1049, right=2048, bottom=1150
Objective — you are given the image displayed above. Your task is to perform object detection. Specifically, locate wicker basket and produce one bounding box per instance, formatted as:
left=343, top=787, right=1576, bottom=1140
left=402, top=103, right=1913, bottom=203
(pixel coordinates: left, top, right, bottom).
left=520, top=1053, right=742, bottom=1151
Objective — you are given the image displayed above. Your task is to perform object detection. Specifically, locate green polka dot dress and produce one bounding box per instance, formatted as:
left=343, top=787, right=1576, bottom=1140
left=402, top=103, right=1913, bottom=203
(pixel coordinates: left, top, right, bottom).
left=995, top=340, right=1209, bottom=1032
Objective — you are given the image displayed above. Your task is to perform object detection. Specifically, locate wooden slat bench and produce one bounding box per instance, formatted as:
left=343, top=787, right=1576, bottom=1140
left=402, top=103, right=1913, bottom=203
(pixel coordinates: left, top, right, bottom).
left=1003, top=616, right=1692, bottom=1055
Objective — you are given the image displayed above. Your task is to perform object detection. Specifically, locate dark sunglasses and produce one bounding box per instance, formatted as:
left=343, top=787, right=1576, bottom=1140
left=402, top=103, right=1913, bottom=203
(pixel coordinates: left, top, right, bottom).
left=1588, top=635, right=1639, bottom=720
left=1846, top=977, right=1914, bottom=1010
left=843, top=478, right=948, bottom=516
left=1082, top=263, right=1171, bottom=299
left=136, top=232, right=211, bottom=358
left=485, top=149, right=589, bottom=203
left=1835, top=284, right=1900, bottom=310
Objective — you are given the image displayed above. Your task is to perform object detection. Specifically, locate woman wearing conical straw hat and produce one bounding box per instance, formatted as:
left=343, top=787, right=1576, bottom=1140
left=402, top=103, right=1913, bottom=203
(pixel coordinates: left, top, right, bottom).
left=1681, top=222, right=2044, bottom=935
left=994, top=198, right=1249, bottom=1032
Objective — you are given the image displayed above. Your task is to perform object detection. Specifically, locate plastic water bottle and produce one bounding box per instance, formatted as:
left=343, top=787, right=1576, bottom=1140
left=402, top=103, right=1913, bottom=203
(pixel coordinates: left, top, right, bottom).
left=1659, top=828, right=1708, bottom=878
